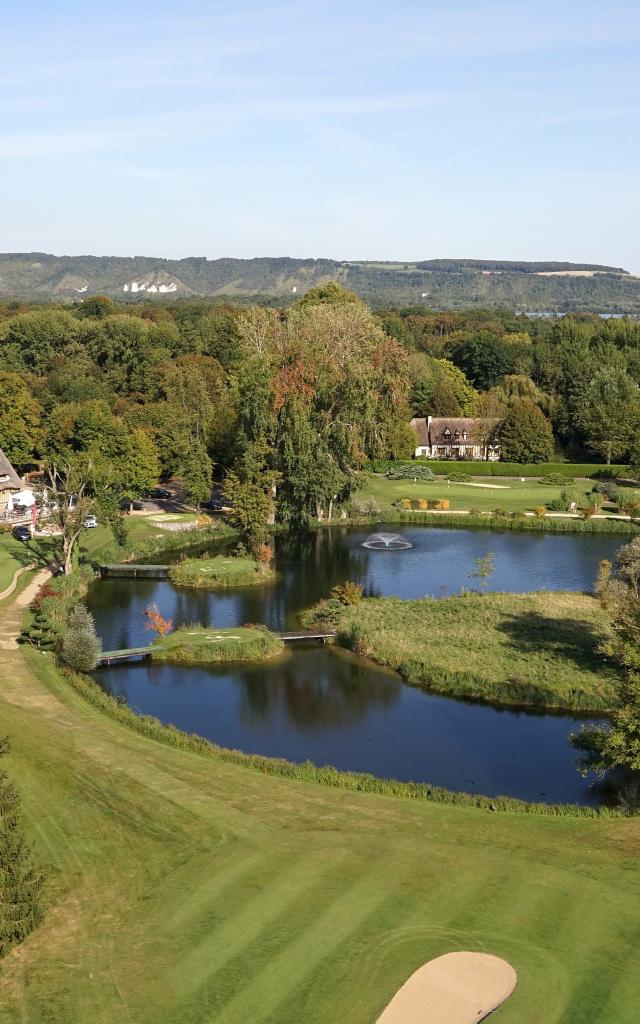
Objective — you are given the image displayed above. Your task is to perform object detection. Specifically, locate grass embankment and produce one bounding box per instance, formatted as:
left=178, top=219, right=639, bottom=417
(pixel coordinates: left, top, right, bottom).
left=304, top=591, right=622, bottom=711
left=1, top=610, right=640, bottom=1021
left=169, top=555, right=274, bottom=589
left=358, top=473, right=639, bottom=516
left=150, top=625, right=283, bottom=664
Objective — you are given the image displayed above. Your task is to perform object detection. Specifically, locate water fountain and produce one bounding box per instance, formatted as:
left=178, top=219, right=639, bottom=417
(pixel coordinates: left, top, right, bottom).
left=361, top=532, right=413, bottom=550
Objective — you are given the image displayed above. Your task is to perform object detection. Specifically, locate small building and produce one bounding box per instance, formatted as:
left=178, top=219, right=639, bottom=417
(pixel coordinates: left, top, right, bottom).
left=0, top=447, right=23, bottom=515
left=410, top=416, right=502, bottom=461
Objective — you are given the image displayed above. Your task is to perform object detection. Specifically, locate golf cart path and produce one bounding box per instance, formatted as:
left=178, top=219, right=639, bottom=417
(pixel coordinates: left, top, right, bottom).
left=376, top=951, right=517, bottom=1024
left=0, top=568, right=50, bottom=649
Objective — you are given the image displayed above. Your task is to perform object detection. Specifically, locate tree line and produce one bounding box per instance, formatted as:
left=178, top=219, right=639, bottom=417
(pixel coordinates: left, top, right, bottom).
left=1, top=287, right=639, bottom=554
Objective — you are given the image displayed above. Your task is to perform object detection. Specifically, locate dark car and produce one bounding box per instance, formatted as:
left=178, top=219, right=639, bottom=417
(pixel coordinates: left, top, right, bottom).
left=119, top=497, right=144, bottom=512
left=201, top=498, right=224, bottom=512
left=146, top=487, right=173, bottom=500
left=12, top=525, right=32, bottom=542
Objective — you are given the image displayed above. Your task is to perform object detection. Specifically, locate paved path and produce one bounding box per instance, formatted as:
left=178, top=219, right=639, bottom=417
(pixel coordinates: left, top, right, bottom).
left=0, top=562, right=36, bottom=603
left=376, top=951, right=517, bottom=1024
left=0, top=568, right=50, bottom=650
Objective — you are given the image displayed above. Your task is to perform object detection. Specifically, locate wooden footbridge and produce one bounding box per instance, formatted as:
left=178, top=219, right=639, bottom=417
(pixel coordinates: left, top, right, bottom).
left=99, top=564, right=169, bottom=580
left=96, top=630, right=337, bottom=667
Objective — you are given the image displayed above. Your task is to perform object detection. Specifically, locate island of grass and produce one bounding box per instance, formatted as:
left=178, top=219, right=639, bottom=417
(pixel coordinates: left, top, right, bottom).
left=149, top=625, right=283, bottom=664
left=168, top=554, right=275, bottom=589
left=303, top=590, right=621, bottom=711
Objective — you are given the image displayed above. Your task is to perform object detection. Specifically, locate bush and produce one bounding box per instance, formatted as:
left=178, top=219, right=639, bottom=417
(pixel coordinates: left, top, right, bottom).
left=446, top=471, right=472, bottom=482
left=331, top=582, right=364, bottom=606
left=492, top=507, right=510, bottom=518
left=540, top=473, right=575, bottom=485
left=534, top=506, right=547, bottom=519
left=386, top=464, right=435, bottom=481
left=620, top=499, right=640, bottom=519
left=593, top=481, right=619, bottom=503
left=347, top=497, right=381, bottom=519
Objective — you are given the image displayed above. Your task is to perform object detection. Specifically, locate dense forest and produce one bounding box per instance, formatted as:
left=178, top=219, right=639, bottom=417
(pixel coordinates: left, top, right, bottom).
left=2, top=253, right=640, bottom=313
left=1, top=284, right=640, bottom=550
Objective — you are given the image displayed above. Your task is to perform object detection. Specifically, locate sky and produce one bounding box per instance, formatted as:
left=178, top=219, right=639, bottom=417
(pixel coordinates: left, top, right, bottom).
left=2, top=0, right=639, bottom=269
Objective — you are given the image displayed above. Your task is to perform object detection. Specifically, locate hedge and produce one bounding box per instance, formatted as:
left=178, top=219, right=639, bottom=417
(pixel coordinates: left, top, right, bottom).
left=369, top=459, right=630, bottom=479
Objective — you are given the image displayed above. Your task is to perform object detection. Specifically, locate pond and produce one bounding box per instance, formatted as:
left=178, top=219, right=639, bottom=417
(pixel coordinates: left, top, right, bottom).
left=89, top=525, right=624, bottom=805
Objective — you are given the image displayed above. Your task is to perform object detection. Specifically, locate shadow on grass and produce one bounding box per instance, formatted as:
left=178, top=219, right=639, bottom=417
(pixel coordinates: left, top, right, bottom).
left=496, top=611, right=610, bottom=674
left=23, top=537, right=60, bottom=570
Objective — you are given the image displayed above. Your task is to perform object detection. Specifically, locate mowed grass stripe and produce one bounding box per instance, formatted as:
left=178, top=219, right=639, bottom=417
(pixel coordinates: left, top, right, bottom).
left=165, top=850, right=266, bottom=930
left=169, top=853, right=333, bottom=993
left=179, top=850, right=371, bottom=1022
left=210, top=855, right=407, bottom=1024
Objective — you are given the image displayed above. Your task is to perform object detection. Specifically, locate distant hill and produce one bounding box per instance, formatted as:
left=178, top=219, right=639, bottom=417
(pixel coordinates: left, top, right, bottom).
left=1, top=252, right=639, bottom=312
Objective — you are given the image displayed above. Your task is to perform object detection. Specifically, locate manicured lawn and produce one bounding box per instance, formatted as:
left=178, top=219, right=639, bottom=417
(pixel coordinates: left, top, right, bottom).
left=0, top=533, right=56, bottom=593
left=305, top=591, right=621, bottom=710
left=169, top=555, right=274, bottom=589
left=1, top=634, right=640, bottom=1022
left=357, top=474, right=629, bottom=515
left=150, top=625, right=283, bottom=663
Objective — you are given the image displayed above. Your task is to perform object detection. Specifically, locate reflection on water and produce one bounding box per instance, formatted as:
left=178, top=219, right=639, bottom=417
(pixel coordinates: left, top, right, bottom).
left=97, top=645, right=603, bottom=805
left=88, top=524, right=623, bottom=650
left=88, top=524, right=622, bottom=805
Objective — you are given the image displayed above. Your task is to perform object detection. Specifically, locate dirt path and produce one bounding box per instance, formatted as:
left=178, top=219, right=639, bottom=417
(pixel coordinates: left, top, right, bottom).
left=0, top=568, right=50, bottom=650
left=376, top=951, right=517, bottom=1024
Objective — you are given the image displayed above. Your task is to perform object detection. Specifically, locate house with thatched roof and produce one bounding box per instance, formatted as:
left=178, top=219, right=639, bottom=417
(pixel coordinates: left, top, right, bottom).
left=410, top=416, right=502, bottom=461
left=0, top=448, right=23, bottom=515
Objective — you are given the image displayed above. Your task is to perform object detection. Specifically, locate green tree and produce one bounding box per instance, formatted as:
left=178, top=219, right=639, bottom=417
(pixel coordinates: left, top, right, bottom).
left=0, top=371, right=44, bottom=466
left=450, top=334, right=516, bottom=390
left=223, top=470, right=274, bottom=548
left=74, top=295, right=114, bottom=319
left=0, top=310, right=79, bottom=373
left=499, top=399, right=554, bottom=463
left=61, top=604, right=102, bottom=672
left=181, top=441, right=212, bottom=509
left=574, top=540, right=640, bottom=784
left=42, top=458, right=97, bottom=575
left=0, top=736, right=46, bottom=959
left=578, top=368, right=640, bottom=464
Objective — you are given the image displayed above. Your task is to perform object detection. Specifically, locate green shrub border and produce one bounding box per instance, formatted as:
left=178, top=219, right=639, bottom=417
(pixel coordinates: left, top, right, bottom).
left=47, top=657, right=619, bottom=819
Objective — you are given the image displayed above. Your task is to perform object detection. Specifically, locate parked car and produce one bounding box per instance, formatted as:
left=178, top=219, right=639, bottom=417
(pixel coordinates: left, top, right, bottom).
left=202, top=497, right=224, bottom=511
left=83, top=514, right=98, bottom=528
left=145, top=487, right=173, bottom=500
left=12, top=525, right=32, bottom=542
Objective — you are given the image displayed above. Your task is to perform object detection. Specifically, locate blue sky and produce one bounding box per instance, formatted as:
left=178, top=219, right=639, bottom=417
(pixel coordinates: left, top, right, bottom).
left=2, top=0, right=639, bottom=269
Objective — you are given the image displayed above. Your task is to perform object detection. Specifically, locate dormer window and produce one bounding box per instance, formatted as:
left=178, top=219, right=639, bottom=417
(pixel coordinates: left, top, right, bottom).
left=444, top=428, right=451, bottom=437
left=462, top=430, right=468, bottom=440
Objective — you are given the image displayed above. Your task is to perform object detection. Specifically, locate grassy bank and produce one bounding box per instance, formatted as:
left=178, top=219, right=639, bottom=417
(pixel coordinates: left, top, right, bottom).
left=150, top=625, right=283, bottom=664
left=169, top=554, right=274, bottom=589
left=390, top=511, right=639, bottom=534
left=1, top=610, right=640, bottom=1021
left=304, top=591, right=621, bottom=711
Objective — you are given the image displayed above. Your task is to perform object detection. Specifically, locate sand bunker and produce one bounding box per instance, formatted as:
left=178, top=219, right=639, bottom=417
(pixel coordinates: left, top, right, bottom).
left=376, top=951, right=517, bottom=1024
